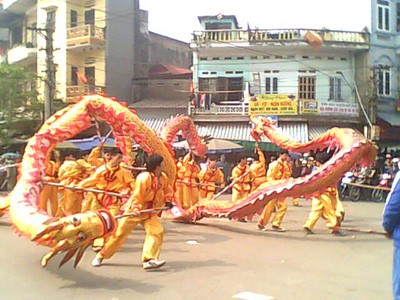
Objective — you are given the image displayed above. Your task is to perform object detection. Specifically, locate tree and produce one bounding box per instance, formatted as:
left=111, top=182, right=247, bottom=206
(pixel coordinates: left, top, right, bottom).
left=0, top=64, right=43, bottom=149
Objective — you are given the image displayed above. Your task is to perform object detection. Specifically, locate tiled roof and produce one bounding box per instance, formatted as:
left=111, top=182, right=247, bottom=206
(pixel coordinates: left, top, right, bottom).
left=149, top=64, right=192, bottom=77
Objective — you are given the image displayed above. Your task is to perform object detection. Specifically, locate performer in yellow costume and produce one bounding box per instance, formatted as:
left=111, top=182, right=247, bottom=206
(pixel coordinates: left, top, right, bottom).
left=79, top=146, right=112, bottom=212
left=56, top=153, right=88, bottom=217
left=78, top=149, right=135, bottom=216
left=257, top=150, right=290, bottom=231
left=231, top=156, right=252, bottom=204
left=303, top=152, right=344, bottom=236
left=92, top=154, right=174, bottom=270
left=250, top=143, right=267, bottom=192
left=78, top=149, right=135, bottom=251
left=174, top=156, right=185, bottom=207
left=198, top=158, right=225, bottom=200
left=39, top=151, right=59, bottom=216
left=181, top=152, right=200, bottom=208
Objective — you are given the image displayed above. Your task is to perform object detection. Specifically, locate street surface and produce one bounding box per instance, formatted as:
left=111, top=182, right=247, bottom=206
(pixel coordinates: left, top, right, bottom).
left=0, top=198, right=392, bottom=300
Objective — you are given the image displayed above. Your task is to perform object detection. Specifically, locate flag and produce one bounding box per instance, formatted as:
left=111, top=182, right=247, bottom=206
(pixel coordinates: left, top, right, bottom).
left=76, top=71, right=88, bottom=84
left=304, top=31, right=323, bottom=51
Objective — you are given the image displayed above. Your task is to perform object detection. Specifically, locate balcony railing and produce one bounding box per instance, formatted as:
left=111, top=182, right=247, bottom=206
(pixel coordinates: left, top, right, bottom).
left=66, top=84, right=106, bottom=100
left=7, top=43, right=37, bottom=65
left=192, top=28, right=369, bottom=46
left=66, top=24, right=105, bottom=48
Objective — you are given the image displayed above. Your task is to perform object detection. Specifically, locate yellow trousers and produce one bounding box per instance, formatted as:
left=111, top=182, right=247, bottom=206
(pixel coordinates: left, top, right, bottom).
left=175, top=184, right=184, bottom=208
left=258, top=198, right=287, bottom=227
left=182, top=185, right=198, bottom=208
left=232, top=189, right=249, bottom=204
left=81, top=192, right=97, bottom=212
left=258, top=198, right=278, bottom=226
left=304, top=195, right=338, bottom=230
left=56, top=189, right=83, bottom=217
left=199, top=190, right=215, bottom=201
left=100, top=215, right=164, bottom=262
left=39, top=185, right=58, bottom=216
left=272, top=199, right=288, bottom=227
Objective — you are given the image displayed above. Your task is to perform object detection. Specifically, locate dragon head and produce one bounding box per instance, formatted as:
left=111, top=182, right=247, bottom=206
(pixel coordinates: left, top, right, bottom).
left=32, top=210, right=116, bottom=268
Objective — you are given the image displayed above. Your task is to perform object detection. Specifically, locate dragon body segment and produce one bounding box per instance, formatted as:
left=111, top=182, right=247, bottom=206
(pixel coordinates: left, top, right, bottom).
left=174, top=116, right=377, bottom=223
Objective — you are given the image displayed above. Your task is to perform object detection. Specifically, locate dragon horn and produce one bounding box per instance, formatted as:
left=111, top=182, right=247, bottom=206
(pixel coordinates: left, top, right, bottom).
left=59, top=248, right=79, bottom=268
left=32, top=223, right=63, bottom=242
left=74, top=243, right=91, bottom=268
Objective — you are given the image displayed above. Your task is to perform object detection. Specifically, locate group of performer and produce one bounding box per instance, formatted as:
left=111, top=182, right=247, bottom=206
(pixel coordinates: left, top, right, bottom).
left=37, top=141, right=347, bottom=271
left=39, top=146, right=172, bottom=270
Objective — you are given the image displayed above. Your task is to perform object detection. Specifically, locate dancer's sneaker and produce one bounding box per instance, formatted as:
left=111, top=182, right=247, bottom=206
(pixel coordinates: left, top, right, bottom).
left=257, top=224, right=266, bottom=231
left=143, top=259, right=166, bottom=270
left=91, top=256, right=103, bottom=267
left=303, top=227, right=315, bottom=234
left=271, top=225, right=286, bottom=232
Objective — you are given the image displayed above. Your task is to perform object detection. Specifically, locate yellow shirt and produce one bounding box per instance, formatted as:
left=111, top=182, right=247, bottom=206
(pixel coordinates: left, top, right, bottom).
left=250, top=148, right=266, bottom=179
left=231, top=165, right=251, bottom=192
left=198, top=167, right=225, bottom=192
left=78, top=163, right=135, bottom=192
left=267, top=158, right=286, bottom=181
left=127, top=171, right=173, bottom=214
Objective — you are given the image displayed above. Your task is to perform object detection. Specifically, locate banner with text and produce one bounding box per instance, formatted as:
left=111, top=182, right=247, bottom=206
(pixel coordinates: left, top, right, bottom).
left=249, top=94, right=298, bottom=115
left=300, top=100, right=359, bottom=117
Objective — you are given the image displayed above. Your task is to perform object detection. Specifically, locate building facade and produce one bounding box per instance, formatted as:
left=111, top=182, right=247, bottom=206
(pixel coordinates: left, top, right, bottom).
left=0, top=0, right=191, bottom=110
left=189, top=15, right=371, bottom=145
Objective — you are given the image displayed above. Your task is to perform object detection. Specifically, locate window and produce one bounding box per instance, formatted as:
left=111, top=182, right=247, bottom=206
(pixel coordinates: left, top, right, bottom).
left=397, top=2, right=400, bottom=31
left=198, top=77, right=243, bottom=103
left=265, top=77, right=278, bottom=94
left=329, top=77, right=342, bottom=101
left=298, top=76, right=316, bottom=100
left=85, top=9, right=95, bottom=25
left=71, top=66, right=78, bottom=85
left=70, top=10, right=78, bottom=27
left=377, top=68, right=391, bottom=96
left=378, top=1, right=390, bottom=31
left=84, top=67, right=95, bottom=85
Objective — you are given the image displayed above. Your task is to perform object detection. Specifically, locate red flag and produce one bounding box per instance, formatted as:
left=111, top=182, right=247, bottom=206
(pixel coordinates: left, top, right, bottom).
left=76, top=71, right=88, bottom=84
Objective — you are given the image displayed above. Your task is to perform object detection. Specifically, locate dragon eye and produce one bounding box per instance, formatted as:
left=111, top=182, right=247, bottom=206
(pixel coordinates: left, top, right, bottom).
left=71, top=217, right=81, bottom=227
left=77, top=231, right=86, bottom=241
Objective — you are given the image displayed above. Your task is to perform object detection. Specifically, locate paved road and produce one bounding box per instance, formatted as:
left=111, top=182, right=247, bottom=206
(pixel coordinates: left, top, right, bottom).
left=0, top=200, right=392, bottom=300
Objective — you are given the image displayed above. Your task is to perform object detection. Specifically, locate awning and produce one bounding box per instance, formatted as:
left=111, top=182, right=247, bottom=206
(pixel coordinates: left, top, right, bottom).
left=378, top=111, right=400, bottom=126
left=196, top=121, right=308, bottom=143
left=142, top=117, right=308, bottom=144
left=142, top=118, right=167, bottom=134
left=308, top=124, right=363, bottom=140
left=65, top=136, right=115, bottom=151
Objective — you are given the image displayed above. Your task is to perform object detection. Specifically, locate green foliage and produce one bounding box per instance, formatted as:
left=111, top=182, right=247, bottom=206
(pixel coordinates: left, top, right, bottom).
left=0, top=64, right=42, bottom=148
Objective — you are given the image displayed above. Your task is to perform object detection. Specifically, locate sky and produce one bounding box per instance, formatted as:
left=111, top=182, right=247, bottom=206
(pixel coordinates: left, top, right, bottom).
left=140, top=0, right=371, bottom=42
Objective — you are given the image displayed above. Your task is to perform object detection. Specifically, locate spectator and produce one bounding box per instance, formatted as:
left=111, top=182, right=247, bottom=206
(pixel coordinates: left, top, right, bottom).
left=383, top=171, right=400, bottom=299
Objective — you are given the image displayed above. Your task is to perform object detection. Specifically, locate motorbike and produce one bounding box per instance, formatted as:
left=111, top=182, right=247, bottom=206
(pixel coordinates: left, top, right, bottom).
left=349, top=173, right=368, bottom=202
left=371, top=173, right=392, bottom=202
left=339, top=171, right=354, bottom=200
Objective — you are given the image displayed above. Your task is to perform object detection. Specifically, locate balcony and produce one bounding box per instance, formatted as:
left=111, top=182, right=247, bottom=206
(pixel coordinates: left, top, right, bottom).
left=66, top=84, right=106, bottom=102
left=3, top=0, right=36, bottom=14
left=7, top=44, right=37, bottom=66
left=66, top=24, right=105, bottom=50
left=192, top=28, right=369, bottom=50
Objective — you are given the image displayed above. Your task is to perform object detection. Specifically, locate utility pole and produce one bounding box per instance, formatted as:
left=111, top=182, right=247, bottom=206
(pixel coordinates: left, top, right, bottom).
left=44, top=15, right=56, bottom=121
left=28, top=14, right=56, bottom=122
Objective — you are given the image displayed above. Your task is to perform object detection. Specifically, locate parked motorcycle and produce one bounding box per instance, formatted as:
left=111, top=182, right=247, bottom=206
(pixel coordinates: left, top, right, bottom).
left=339, top=171, right=354, bottom=200
left=371, top=173, right=392, bottom=202
left=349, top=173, right=368, bottom=202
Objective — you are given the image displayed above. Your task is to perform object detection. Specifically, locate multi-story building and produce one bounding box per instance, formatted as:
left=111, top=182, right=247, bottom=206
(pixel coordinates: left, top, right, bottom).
left=189, top=14, right=372, bottom=148
left=369, top=0, right=400, bottom=146
left=0, top=0, right=191, bottom=114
